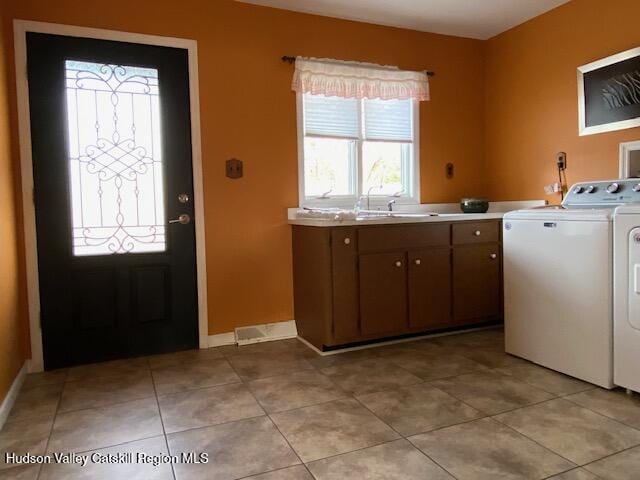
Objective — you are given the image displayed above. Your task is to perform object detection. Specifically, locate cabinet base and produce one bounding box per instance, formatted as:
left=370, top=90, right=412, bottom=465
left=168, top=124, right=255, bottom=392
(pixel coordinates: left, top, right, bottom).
left=313, top=319, right=503, bottom=353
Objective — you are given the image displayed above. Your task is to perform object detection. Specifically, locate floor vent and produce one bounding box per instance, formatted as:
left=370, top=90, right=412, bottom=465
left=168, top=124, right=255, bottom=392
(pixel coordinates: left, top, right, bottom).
left=235, top=326, right=266, bottom=344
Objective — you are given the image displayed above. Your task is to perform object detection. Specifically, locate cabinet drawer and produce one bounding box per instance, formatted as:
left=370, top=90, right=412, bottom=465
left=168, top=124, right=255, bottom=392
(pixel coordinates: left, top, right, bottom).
left=358, top=224, right=449, bottom=252
left=452, top=221, right=500, bottom=245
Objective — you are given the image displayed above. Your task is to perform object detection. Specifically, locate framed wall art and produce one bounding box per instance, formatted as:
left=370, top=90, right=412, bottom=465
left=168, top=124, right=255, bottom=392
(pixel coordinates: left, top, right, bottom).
left=578, top=46, right=640, bottom=136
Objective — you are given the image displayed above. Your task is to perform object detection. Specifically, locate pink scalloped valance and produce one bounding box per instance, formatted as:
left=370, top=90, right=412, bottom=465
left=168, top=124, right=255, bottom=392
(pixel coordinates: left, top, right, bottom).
left=292, top=57, right=430, bottom=101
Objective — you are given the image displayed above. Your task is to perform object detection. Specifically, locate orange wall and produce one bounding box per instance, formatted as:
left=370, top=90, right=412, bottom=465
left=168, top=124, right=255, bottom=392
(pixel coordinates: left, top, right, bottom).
left=4, top=0, right=486, bottom=335
left=485, top=0, right=640, bottom=202
left=0, top=2, right=26, bottom=403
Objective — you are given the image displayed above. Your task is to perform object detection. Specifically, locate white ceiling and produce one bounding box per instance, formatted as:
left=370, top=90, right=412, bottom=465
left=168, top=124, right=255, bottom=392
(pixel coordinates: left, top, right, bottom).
left=235, top=0, right=570, bottom=40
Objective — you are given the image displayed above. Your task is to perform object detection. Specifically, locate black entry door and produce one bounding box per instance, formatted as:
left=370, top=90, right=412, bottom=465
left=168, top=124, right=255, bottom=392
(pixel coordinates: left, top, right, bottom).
left=27, top=33, right=198, bottom=369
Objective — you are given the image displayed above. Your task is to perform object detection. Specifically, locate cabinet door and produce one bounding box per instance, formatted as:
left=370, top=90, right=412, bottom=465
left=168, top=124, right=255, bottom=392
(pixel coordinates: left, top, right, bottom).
left=359, top=252, right=407, bottom=337
left=331, top=228, right=359, bottom=342
left=453, top=244, right=501, bottom=323
left=408, top=248, right=451, bottom=330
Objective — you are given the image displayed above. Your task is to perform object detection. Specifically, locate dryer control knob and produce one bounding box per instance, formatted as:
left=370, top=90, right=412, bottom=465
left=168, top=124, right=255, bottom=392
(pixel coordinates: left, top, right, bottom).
left=634, top=184, right=640, bottom=193
left=573, top=186, right=584, bottom=194
left=586, top=185, right=597, bottom=193
left=606, top=183, right=620, bottom=194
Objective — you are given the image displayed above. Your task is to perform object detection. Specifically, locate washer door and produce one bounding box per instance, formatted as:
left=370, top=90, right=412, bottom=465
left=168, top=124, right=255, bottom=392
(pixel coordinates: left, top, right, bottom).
left=630, top=228, right=640, bottom=330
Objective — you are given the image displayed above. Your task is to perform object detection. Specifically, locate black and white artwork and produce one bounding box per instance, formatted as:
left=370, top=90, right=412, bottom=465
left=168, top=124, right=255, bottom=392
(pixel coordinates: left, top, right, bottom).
left=578, top=47, right=640, bottom=136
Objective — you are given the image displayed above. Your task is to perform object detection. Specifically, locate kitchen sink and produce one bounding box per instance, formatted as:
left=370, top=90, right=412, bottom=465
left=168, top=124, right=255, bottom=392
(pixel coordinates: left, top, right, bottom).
left=357, top=211, right=439, bottom=220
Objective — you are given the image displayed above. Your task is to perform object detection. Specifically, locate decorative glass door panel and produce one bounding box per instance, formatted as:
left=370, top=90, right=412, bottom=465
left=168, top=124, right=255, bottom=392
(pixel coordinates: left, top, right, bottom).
left=65, top=60, right=165, bottom=255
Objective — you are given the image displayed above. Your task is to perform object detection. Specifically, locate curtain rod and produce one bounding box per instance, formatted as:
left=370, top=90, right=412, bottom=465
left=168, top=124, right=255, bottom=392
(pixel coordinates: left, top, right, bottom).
left=281, top=56, right=435, bottom=77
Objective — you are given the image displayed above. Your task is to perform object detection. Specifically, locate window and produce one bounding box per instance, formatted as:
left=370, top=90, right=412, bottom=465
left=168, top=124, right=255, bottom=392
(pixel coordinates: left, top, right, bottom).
left=298, top=93, right=419, bottom=208
left=65, top=60, right=165, bottom=255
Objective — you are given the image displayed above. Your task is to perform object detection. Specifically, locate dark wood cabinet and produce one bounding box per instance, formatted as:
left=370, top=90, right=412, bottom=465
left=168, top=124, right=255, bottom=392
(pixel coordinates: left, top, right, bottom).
left=292, top=219, right=503, bottom=351
left=408, top=248, right=452, bottom=330
left=331, top=228, right=359, bottom=342
left=359, top=252, right=408, bottom=336
left=453, top=243, right=502, bottom=323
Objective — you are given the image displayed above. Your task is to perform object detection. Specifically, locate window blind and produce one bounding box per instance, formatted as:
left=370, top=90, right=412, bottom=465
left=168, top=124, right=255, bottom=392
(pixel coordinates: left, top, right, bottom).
left=364, top=99, right=412, bottom=142
left=303, top=94, right=359, bottom=138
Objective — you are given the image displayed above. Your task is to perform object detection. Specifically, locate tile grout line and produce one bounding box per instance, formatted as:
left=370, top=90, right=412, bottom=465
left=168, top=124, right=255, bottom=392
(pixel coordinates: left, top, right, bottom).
left=56, top=434, right=171, bottom=457
left=579, top=443, right=640, bottom=476
left=490, top=396, right=640, bottom=466
left=541, top=467, right=604, bottom=480
left=421, top=376, right=564, bottom=419
left=229, top=356, right=455, bottom=478
left=26, top=333, right=640, bottom=480
left=228, top=356, right=317, bottom=479
left=376, top=367, right=581, bottom=478
left=489, top=415, right=579, bottom=468
left=156, top=379, right=244, bottom=399
left=54, top=393, right=158, bottom=416
left=225, top=335, right=514, bottom=477
left=483, top=365, right=598, bottom=398
left=408, top=377, right=590, bottom=473
left=148, top=356, right=178, bottom=480
left=250, top=358, right=454, bottom=472
left=248, top=390, right=350, bottom=417
left=34, top=377, right=65, bottom=480
left=560, top=392, right=640, bottom=433
left=404, top=436, right=462, bottom=480
left=350, top=394, right=463, bottom=480
left=237, top=340, right=491, bottom=477
left=234, top=464, right=313, bottom=480
left=301, top=439, right=403, bottom=467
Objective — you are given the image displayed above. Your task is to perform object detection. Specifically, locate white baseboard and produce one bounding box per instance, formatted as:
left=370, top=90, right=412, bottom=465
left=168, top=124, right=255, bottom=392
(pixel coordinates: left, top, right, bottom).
left=0, top=362, right=27, bottom=429
left=207, top=331, right=236, bottom=348
left=207, top=320, right=298, bottom=348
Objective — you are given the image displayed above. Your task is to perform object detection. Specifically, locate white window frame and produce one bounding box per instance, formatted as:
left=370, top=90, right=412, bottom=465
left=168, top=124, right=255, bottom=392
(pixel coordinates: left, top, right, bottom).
left=296, top=93, right=421, bottom=209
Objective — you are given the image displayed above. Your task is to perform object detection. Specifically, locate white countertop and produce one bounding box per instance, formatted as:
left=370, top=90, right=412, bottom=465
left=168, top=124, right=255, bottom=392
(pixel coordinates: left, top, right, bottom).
left=288, top=200, right=546, bottom=227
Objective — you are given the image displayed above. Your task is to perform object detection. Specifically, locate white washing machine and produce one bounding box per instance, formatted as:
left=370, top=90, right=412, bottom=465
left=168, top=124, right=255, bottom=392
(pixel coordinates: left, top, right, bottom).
left=613, top=203, right=640, bottom=393
left=504, top=179, right=640, bottom=388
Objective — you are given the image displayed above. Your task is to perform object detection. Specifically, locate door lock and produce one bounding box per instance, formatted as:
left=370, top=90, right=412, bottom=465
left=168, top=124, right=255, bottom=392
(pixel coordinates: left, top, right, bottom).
left=169, top=213, right=191, bottom=225
left=178, top=193, right=190, bottom=204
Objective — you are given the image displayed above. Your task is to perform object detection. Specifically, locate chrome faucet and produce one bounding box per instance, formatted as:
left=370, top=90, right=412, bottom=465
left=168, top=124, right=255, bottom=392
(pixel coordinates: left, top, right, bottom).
left=387, top=199, right=396, bottom=211
left=318, top=188, right=332, bottom=199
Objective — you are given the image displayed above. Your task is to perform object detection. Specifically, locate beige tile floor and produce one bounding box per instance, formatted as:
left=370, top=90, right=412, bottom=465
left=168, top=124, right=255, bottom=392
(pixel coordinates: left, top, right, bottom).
left=1, top=328, right=640, bottom=479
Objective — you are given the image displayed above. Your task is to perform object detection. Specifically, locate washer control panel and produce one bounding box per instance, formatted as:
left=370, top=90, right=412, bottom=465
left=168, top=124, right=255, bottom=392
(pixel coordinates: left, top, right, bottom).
left=564, top=179, right=640, bottom=207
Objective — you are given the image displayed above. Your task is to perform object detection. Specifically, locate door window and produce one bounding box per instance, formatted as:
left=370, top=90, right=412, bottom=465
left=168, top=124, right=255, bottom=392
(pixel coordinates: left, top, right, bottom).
left=65, top=60, right=165, bottom=255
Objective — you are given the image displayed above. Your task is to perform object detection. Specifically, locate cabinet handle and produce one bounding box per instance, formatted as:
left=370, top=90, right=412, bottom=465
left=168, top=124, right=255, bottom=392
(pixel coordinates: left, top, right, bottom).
left=474, top=230, right=482, bottom=236
left=414, top=259, right=421, bottom=266
left=490, top=253, right=497, bottom=259
left=344, top=238, right=351, bottom=245
left=395, top=261, right=403, bottom=267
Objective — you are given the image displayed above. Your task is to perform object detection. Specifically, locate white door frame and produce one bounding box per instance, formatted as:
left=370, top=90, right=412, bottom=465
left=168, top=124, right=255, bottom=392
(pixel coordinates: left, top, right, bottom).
left=13, top=20, right=209, bottom=372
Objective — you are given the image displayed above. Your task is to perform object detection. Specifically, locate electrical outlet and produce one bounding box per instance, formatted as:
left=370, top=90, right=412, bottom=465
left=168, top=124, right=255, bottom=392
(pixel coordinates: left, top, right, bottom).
left=226, top=158, right=243, bottom=179
left=556, top=152, right=567, bottom=170
left=445, top=163, right=454, bottom=179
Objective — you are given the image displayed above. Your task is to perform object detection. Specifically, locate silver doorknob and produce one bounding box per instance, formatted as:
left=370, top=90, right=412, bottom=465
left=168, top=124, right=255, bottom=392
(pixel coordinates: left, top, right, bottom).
left=490, top=253, right=497, bottom=259
left=169, top=213, right=191, bottom=225
left=414, top=259, right=421, bottom=265
left=395, top=261, right=402, bottom=267
left=474, top=230, right=481, bottom=236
